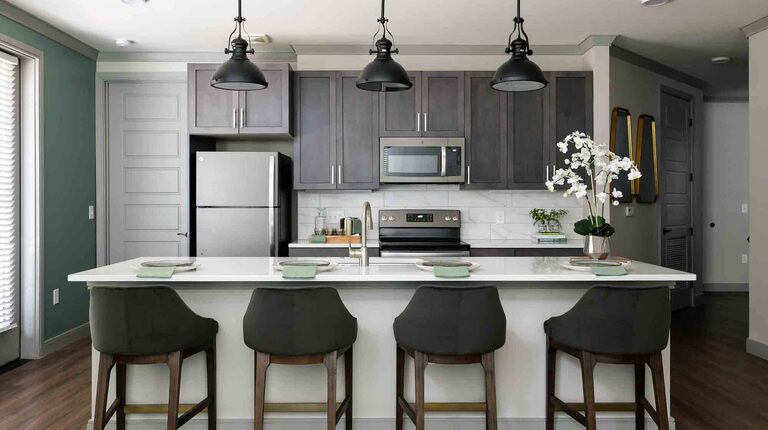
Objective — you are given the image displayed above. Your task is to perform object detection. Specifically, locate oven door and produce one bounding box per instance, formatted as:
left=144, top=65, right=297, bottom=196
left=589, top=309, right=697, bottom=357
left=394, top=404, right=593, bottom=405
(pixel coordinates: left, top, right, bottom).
left=380, top=138, right=465, bottom=183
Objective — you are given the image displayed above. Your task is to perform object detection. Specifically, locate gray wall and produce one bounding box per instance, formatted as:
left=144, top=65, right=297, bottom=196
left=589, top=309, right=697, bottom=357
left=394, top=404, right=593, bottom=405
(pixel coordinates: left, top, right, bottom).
left=702, top=101, right=749, bottom=291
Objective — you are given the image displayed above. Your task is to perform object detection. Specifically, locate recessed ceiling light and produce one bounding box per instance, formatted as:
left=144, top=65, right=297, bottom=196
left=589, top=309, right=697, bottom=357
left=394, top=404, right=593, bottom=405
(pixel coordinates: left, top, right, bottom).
left=641, top=0, right=672, bottom=6
left=115, top=38, right=135, bottom=47
left=711, top=56, right=732, bottom=65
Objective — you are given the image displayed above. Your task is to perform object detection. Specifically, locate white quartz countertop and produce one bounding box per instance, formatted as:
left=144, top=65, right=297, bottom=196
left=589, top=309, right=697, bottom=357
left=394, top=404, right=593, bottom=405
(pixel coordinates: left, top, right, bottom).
left=288, top=239, right=582, bottom=249
left=68, top=257, right=696, bottom=284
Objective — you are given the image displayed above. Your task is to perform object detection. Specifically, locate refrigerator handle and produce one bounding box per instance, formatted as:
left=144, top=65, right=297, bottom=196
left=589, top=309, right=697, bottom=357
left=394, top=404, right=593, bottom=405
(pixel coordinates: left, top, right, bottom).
left=269, top=156, right=276, bottom=256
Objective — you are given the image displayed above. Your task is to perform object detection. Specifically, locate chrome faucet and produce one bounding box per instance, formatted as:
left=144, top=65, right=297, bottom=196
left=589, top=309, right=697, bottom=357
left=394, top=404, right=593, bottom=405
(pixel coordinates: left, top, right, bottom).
left=349, top=201, right=374, bottom=266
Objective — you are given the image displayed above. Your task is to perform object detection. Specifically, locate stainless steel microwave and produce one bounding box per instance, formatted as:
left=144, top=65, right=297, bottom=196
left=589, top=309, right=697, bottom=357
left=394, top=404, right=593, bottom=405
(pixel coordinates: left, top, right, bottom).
left=380, top=138, right=465, bottom=183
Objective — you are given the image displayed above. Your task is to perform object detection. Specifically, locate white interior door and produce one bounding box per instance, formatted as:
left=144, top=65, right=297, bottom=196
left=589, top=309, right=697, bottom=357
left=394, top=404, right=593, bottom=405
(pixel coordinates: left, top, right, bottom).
left=108, top=81, right=188, bottom=263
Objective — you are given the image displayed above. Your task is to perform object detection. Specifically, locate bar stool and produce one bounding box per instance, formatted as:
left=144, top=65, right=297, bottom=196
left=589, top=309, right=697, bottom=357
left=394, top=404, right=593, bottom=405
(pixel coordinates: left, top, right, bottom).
left=243, top=287, right=357, bottom=430
left=393, top=285, right=507, bottom=430
left=544, top=285, right=671, bottom=430
left=89, top=286, right=218, bottom=430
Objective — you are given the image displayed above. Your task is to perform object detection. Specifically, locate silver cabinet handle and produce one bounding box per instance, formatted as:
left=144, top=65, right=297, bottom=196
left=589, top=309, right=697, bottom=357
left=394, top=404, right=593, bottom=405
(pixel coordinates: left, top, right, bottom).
left=424, top=112, right=428, bottom=132
left=331, top=164, right=335, bottom=185
left=240, top=108, right=245, bottom=128
left=546, top=165, right=549, bottom=182
left=338, top=165, right=343, bottom=184
left=176, top=232, right=188, bottom=238
left=232, top=108, right=237, bottom=128
left=440, top=147, right=447, bottom=177
left=467, top=165, right=471, bottom=185
left=416, top=113, right=420, bottom=132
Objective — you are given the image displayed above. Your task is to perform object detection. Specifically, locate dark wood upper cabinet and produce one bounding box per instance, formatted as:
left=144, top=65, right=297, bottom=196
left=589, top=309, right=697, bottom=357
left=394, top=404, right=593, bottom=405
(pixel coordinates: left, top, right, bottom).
left=188, top=63, right=293, bottom=137
left=462, top=72, right=507, bottom=190
left=336, top=71, right=380, bottom=190
left=188, top=64, right=239, bottom=135
left=379, top=73, right=422, bottom=136
left=380, top=72, right=464, bottom=137
left=549, top=71, right=594, bottom=172
left=422, top=72, right=465, bottom=137
left=294, top=71, right=379, bottom=191
left=293, top=72, right=336, bottom=190
left=507, top=73, right=551, bottom=189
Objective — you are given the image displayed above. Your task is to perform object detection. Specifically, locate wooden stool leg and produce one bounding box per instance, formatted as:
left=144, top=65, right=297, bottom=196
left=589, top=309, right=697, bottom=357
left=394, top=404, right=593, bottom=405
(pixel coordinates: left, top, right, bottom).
left=649, top=353, right=670, bottom=430
left=93, top=353, right=114, bottom=430
left=254, top=352, right=270, bottom=430
left=545, top=340, right=556, bottom=430
left=580, top=351, right=597, bottom=430
left=167, top=351, right=183, bottom=430
left=206, top=346, right=217, bottom=430
left=324, top=351, right=339, bottom=430
left=395, top=346, right=405, bottom=430
left=116, top=363, right=126, bottom=430
left=414, top=351, right=428, bottom=430
left=345, top=348, right=353, bottom=430
left=482, top=352, right=498, bottom=430
left=635, top=362, right=646, bottom=430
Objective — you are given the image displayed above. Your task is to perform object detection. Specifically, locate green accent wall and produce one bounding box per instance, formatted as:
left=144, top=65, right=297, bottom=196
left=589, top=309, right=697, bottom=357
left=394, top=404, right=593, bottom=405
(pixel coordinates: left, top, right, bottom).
left=0, top=16, right=96, bottom=340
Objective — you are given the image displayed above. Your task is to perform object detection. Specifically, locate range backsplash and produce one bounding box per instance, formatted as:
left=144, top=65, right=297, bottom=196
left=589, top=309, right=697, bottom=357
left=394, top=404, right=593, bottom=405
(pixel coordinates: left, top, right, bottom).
left=297, top=185, right=584, bottom=241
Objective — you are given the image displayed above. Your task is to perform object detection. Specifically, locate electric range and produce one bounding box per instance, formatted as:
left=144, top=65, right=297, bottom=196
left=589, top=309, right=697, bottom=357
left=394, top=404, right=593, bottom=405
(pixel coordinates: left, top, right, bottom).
left=378, top=209, right=470, bottom=258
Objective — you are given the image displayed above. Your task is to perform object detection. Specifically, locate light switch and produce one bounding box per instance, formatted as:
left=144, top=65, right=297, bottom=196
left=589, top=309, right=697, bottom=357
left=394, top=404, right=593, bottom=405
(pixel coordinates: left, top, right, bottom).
left=624, top=206, right=635, bottom=217
left=742, top=254, right=749, bottom=264
left=742, top=204, right=749, bottom=214
left=53, top=288, right=59, bottom=305
left=88, top=205, right=95, bottom=220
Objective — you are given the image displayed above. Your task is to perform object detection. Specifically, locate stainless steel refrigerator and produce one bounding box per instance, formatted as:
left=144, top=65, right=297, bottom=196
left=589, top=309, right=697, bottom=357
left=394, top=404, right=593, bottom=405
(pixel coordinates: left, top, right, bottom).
left=195, top=151, right=291, bottom=257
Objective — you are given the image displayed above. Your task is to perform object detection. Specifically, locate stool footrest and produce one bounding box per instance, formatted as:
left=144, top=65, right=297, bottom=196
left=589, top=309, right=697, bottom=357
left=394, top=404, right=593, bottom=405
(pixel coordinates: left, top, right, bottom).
left=397, top=396, right=487, bottom=414
left=260, top=397, right=352, bottom=414
left=123, top=403, right=209, bottom=415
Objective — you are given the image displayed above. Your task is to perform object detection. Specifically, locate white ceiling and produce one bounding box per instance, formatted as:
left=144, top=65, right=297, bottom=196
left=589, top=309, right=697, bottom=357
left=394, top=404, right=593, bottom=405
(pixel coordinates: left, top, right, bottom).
left=7, top=0, right=767, bottom=96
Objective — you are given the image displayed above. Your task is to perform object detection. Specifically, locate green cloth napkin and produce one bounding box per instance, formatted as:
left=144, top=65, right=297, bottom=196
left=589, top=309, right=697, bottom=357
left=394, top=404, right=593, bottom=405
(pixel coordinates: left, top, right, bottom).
left=309, top=234, right=326, bottom=244
left=136, top=266, right=175, bottom=278
left=282, top=265, right=317, bottom=279
left=592, top=266, right=628, bottom=276
left=434, top=266, right=470, bottom=278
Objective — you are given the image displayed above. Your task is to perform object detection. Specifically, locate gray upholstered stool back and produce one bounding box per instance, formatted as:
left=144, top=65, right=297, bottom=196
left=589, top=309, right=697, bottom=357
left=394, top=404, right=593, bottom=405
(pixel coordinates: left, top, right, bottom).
left=89, top=286, right=218, bottom=356
left=544, top=285, right=670, bottom=355
left=243, top=287, right=357, bottom=356
left=394, top=285, right=507, bottom=356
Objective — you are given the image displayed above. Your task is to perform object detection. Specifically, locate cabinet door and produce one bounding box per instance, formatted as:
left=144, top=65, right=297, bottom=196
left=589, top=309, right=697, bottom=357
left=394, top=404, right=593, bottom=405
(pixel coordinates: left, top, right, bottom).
left=422, top=72, right=465, bottom=137
left=336, top=71, right=379, bottom=190
left=294, top=72, right=337, bottom=190
left=379, top=73, right=422, bottom=136
left=508, top=75, right=551, bottom=189
left=462, top=72, right=507, bottom=190
left=239, top=63, right=293, bottom=136
left=188, top=64, right=240, bottom=135
left=549, top=72, right=593, bottom=173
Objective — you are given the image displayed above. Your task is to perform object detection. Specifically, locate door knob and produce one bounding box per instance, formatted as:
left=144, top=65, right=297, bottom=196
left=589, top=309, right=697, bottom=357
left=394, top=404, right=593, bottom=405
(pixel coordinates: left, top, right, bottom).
left=177, top=232, right=188, bottom=237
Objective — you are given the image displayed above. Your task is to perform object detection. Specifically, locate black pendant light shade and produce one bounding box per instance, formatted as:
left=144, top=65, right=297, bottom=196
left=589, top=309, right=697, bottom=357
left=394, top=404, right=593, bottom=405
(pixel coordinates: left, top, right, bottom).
left=491, top=0, right=547, bottom=92
left=356, top=0, right=412, bottom=92
left=211, top=0, right=268, bottom=91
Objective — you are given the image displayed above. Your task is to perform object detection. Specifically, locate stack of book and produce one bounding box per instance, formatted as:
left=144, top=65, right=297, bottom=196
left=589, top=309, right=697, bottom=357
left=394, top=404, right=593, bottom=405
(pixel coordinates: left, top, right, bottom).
left=533, top=232, right=568, bottom=243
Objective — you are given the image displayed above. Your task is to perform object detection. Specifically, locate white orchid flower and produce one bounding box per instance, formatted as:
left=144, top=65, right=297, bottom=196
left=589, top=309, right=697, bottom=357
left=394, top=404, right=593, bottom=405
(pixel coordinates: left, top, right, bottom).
left=612, top=200, right=619, bottom=206
left=627, top=169, right=642, bottom=180
left=556, top=140, right=568, bottom=153
left=612, top=189, right=623, bottom=198
left=596, top=192, right=607, bottom=203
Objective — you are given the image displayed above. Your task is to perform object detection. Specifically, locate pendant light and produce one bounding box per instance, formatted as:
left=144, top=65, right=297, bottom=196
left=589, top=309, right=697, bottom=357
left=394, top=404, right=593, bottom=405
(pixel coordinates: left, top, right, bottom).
left=491, top=0, right=548, bottom=92
left=211, top=0, right=268, bottom=91
left=356, top=0, right=412, bottom=92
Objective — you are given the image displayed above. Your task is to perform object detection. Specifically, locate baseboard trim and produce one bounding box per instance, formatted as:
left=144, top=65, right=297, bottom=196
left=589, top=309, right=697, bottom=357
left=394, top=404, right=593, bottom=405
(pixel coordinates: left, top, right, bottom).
left=41, top=322, right=89, bottom=357
left=88, top=415, right=675, bottom=430
left=747, top=337, right=768, bottom=361
left=703, top=283, right=748, bottom=292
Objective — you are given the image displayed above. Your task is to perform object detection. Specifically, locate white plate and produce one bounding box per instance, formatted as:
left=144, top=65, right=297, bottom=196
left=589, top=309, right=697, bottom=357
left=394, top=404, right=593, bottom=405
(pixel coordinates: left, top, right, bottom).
left=273, top=260, right=338, bottom=272
left=132, top=263, right=200, bottom=273
left=414, top=260, right=481, bottom=272
left=561, top=260, right=632, bottom=272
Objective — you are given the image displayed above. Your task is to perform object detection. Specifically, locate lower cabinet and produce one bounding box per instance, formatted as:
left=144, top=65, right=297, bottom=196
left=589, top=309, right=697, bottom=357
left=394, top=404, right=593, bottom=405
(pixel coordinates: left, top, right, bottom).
left=289, top=247, right=380, bottom=258
left=470, top=248, right=582, bottom=257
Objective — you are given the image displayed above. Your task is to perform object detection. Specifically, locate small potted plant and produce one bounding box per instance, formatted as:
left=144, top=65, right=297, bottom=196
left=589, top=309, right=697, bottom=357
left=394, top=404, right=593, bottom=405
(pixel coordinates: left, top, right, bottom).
left=529, top=208, right=568, bottom=234
left=546, top=131, right=641, bottom=259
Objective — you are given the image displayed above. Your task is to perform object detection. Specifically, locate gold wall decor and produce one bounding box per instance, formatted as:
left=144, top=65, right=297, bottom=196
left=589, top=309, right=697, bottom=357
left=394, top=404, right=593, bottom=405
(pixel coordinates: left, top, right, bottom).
left=634, top=114, right=659, bottom=203
left=609, top=108, right=634, bottom=203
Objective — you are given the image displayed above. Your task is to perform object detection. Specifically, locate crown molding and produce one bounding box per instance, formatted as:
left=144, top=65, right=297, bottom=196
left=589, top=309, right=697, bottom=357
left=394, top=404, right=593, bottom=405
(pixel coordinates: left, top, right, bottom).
left=610, top=45, right=707, bottom=90
left=742, top=15, right=768, bottom=38
left=97, top=47, right=297, bottom=63
left=0, top=0, right=97, bottom=60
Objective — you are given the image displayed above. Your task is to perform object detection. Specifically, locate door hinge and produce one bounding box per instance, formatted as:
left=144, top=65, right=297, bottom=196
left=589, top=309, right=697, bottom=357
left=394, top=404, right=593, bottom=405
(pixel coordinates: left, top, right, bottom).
left=689, top=118, right=694, bottom=127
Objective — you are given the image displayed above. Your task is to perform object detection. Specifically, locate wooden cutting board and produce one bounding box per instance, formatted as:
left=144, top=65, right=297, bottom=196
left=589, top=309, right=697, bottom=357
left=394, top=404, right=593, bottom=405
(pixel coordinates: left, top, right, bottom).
left=323, top=235, right=361, bottom=244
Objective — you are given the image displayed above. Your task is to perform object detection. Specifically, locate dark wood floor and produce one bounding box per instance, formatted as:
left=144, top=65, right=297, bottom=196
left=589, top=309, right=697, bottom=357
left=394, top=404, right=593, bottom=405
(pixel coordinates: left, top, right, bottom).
left=0, top=294, right=766, bottom=429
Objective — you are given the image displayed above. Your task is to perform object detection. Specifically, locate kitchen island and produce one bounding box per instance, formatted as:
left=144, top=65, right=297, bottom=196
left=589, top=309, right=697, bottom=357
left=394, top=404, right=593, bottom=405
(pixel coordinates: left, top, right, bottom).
left=69, top=257, right=695, bottom=429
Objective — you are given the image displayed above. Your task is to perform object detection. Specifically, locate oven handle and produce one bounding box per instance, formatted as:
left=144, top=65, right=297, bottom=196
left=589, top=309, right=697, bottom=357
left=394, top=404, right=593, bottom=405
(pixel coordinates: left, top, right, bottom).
left=440, top=147, right=447, bottom=177
left=380, top=251, right=471, bottom=258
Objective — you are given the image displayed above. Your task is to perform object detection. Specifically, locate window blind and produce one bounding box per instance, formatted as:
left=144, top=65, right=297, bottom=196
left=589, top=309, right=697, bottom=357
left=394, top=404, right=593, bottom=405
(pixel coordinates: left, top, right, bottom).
left=0, top=51, right=18, bottom=333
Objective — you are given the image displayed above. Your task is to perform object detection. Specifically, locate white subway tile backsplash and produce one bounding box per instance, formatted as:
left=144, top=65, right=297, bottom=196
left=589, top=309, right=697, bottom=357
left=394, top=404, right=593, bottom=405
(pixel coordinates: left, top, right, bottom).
left=320, top=191, right=384, bottom=208
left=461, top=223, right=491, bottom=240
left=448, top=190, right=512, bottom=207
left=490, top=223, right=535, bottom=240
left=511, top=192, right=582, bottom=208
left=298, top=193, right=320, bottom=207
left=467, top=208, right=502, bottom=223
left=384, top=191, right=449, bottom=207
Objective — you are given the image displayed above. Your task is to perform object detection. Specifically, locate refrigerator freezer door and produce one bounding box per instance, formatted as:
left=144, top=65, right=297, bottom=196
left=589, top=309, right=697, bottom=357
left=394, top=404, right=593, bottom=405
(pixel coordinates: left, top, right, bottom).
left=196, top=207, right=278, bottom=257
left=196, top=152, right=277, bottom=207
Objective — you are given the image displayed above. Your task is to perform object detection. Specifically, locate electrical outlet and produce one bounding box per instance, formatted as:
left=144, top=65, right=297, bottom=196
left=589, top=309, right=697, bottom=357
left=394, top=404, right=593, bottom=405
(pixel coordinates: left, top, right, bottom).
left=88, top=205, right=95, bottom=220
left=495, top=211, right=505, bottom=224
left=53, top=288, right=60, bottom=305
left=742, top=254, right=749, bottom=264
left=624, top=206, right=635, bottom=217
left=742, top=204, right=749, bottom=214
